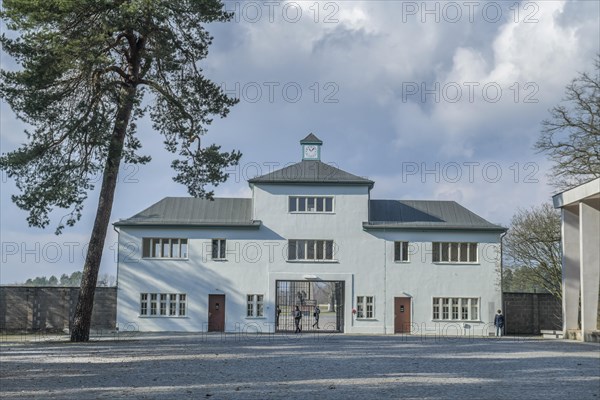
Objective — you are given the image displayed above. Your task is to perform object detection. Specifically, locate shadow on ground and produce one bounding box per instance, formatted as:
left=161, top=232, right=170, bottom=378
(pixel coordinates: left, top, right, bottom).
left=0, top=334, right=598, bottom=399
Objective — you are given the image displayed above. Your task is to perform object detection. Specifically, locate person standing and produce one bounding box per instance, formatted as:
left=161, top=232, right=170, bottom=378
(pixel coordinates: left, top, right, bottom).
left=276, top=306, right=281, bottom=328
left=294, top=306, right=302, bottom=333
left=312, top=305, right=320, bottom=329
left=494, top=309, right=505, bottom=337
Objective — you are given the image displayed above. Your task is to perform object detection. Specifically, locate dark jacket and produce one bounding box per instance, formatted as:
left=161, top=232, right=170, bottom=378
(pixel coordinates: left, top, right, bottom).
left=494, top=314, right=505, bottom=327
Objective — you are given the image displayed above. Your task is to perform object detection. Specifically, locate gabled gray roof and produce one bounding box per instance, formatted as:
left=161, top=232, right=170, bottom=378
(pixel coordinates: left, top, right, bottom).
left=248, top=160, right=374, bottom=187
left=365, top=200, right=505, bottom=231
left=300, top=133, right=323, bottom=144
left=114, top=197, right=260, bottom=228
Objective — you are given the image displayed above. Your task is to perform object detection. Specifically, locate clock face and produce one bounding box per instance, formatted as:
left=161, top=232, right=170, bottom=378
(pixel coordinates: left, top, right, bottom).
left=304, top=145, right=318, bottom=159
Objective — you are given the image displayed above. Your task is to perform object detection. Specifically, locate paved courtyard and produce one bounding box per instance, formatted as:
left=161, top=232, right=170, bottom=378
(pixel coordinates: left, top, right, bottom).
left=1, top=333, right=599, bottom=399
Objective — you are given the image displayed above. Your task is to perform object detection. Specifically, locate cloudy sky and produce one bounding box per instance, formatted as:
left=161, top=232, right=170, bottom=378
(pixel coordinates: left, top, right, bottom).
left=1, top=0, right=599, bottom=284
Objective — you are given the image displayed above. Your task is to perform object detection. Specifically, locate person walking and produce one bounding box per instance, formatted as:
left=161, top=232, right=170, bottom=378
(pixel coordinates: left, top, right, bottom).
left=294, top=306, right=302, bottom=333
left=312, top=305, right=320, bottom=329
left=494, top=309, right=505, bottom=337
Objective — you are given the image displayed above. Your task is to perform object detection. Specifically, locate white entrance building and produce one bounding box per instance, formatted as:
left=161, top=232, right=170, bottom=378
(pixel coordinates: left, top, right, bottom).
left=553, top=178, right=600, bottom=342
left=115, top=134, right=506, bottom=335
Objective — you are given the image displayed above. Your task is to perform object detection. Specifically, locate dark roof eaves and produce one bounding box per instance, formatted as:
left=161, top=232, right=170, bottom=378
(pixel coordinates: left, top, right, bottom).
left=362, top=222, right=506, bottom=232
left=114, top=221, right=262, bottom=229
left=248, top=179, right=374, bottom=187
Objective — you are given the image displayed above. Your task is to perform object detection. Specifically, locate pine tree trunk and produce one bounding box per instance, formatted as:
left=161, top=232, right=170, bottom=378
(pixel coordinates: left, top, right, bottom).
left=70, top=86, right=136, bottom=342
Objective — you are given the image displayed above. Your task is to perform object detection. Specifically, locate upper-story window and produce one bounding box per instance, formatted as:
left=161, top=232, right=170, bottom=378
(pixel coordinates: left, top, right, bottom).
left=289, top=196, right=334, bottom=213
left=142, top=238, right=188, bottom=259
left=212, top=239, right=227, bottom=260
left=394, top=241, right=409, bottom=262
left=432, top=242, right=478, bottom=263
left=288, top=239, right=334, bottom=261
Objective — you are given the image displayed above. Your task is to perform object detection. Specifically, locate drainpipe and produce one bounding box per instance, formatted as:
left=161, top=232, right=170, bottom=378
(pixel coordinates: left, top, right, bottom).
left=383, top=229, right=387, bottom=334
left=113, top=225, right=120, bottom=333
left=113, top=225, right=120, bottom=289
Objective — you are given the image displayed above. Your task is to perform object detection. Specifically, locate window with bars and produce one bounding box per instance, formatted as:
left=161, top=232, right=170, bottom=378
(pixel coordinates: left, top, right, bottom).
left=356, top=296, right=374, bottom=319
left=212, top=239, right=227, bottom=260
left=140, top=293, right=187, bottom=317
left=289, top=196, right=334, bottom=213
left=288, top=240, right=335, bottom=261
left=142, top=238, right=188, bottom=259
left=246, top=294, right=264, bottom=317
left=432, top=242, right=478, bottom=263
left=432, top=297, right=479, bottom=321
left=394, top=241, right=409, bottom=262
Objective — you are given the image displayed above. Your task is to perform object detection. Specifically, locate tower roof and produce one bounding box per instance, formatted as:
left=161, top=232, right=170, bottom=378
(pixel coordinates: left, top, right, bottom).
left=300, top=133, right=323, bottom=144
left=248, top=160, right=374, bottom=187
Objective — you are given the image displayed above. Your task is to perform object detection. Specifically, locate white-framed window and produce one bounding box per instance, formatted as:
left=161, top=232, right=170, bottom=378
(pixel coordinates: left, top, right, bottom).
left=432, top=297, right=479, bottom=321
left=160, top=294, right=167, bottom=316
left=142, top=238, right=188, bottom=259
left=212, top=239, right=226, bottom=260
left=169, top=294, right=177, bottom=316
left=288, top=239, right=334, bottom=261
left=140, top=293, right=148, bottom=315
left=452, top=298, right=459, bottom=319
left=179, top=294, right=186, bottom=316
left=432, top=242, right=478, bottom=263
left=394, top=241, right=409, bottom=262
left=246, top=294, right=264, bottom=317
left=150, top=293, right=158, bottom=315
left=461, top=298, right=469, bottom=320
left=289, top=196, right=334, bottom=213
left=356, top=296, right=374, bottom=319
left=140, top=293, right=187, bottom=317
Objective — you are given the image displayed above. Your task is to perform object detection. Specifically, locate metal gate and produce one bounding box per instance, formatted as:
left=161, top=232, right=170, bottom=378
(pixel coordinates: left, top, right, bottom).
left=275, top=280, right=344, bottom=333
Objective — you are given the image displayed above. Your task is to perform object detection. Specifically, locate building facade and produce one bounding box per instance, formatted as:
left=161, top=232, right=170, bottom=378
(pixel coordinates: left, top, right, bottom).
left=115, top=134, right=505, bottom=335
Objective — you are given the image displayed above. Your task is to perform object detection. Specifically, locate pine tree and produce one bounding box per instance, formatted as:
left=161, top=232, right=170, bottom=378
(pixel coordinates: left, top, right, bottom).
left=1, top=0, right=241, bottom=341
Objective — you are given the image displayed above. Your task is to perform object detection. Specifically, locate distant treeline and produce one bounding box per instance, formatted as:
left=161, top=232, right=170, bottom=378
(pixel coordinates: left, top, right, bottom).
left=20, top=271, right=116, bottom=287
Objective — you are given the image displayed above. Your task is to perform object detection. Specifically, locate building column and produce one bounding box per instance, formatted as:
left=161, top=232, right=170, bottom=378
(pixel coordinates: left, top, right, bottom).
left=579, top=202, right=600, bottom=338
left=562, top=207, right=580, bottom=332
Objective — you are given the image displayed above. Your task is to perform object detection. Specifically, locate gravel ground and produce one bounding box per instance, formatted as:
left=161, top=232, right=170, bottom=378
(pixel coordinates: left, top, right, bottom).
left=1, top=333, right=599, bottom=399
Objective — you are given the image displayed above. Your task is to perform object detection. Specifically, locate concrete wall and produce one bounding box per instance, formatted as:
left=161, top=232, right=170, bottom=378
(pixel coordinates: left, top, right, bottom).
left=0, top=286, right=116, bottom=332
left=3, top=286, right=539, bottom=335
left=503, top=292, right=562, bottom=335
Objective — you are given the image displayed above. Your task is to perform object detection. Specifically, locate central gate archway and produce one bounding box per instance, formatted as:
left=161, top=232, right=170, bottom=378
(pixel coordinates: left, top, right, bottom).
left=275, top=280, right=344, bottom=333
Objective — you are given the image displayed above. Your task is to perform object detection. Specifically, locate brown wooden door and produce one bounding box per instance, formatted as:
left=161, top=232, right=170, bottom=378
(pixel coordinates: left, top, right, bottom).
left=208, top=294, right=225, bottom=332
left=394, top=297, right=411, bottom=333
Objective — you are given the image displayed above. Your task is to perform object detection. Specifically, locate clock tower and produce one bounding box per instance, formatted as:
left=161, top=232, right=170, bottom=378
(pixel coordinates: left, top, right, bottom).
left=300, top=133, right=323, bottom=161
